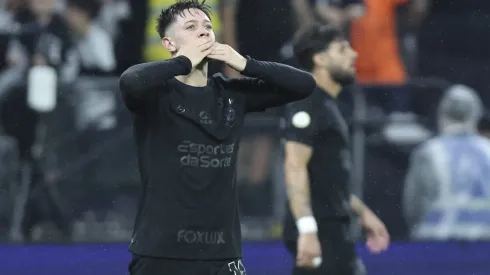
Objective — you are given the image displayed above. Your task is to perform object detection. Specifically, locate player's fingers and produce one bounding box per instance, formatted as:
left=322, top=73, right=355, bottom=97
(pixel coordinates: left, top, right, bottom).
left=200, top=43, right=214, bottom=52
left=203, top=45, right=215, bottom=55
left=207, top=52, right=224, bottom=57
left=209, top=48, right=225, bottom=54
left=380, top=237, right=389, bottom=250
left=378, top=229, right=390, bottom=243
left=199, top=40, right=214, bottom=51
left=297, top=250, right=305, bottom=261
left=207, top=53, right=225, bottom=60
left=383, top=231, right=391, bottom=241
left=374, top=228, right=385, bottom=238
left=297, top=250, right=309, bottom=263
left=197, top=36, right=212, bottom=45
left=296, top=256, right=311, bottom=268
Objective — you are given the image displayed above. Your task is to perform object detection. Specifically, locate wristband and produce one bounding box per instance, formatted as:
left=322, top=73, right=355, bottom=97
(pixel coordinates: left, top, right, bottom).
left=296, top=216, right=318, bottom=234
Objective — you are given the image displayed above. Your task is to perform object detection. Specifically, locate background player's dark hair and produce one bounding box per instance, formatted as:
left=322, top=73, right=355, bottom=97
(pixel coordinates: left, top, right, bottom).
left=66, top=0, right=101, bottom=19
left=292, top=24, right=345, bottom=71
left=156, top=0, right=212, bottom=38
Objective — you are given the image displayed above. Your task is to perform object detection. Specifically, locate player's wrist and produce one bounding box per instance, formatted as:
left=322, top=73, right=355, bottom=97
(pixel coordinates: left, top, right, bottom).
left=228, top=54, right=247, bottom=72
left=296, top=216, right=318, bottom=234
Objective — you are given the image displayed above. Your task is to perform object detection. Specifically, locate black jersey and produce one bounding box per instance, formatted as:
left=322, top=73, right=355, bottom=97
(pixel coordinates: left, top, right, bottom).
left=282, top=87, right=352, bottom=240
left=119, top=56, right=315, bottom=259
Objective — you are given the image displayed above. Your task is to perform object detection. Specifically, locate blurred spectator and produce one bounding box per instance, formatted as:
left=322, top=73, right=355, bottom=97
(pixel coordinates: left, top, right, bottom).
left=0, top=0, right=76, bottom=241
left=0, top=0, right=75, bottom=99
left=403, top=84, right=490, bottom=240
left=97, top=0, right=131, bottom=40
left=280, top=0, right=364, bottom=65
left=350, top=0, right=429, bottom=113
left=65, top=0, right=116, bottom=76
left=1, top=0, right=74, bottom=159
left=0, top=0, right=25, bottom=71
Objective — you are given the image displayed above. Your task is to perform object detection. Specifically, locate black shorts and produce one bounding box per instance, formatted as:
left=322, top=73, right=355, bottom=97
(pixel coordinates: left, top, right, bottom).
left=284, top=239, right=365, bottom=275
left=128, top=254, right=247, bottom=275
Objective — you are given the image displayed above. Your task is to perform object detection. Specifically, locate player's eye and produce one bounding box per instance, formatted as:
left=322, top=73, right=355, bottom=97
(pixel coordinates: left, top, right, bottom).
left=186, top=25, right=195, bottom=30
left=205, top=25, right=213, bottom=30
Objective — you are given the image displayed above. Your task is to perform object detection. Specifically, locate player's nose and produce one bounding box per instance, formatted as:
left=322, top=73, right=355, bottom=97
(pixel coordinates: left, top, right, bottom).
left=198, top=27, right=210, bottom=38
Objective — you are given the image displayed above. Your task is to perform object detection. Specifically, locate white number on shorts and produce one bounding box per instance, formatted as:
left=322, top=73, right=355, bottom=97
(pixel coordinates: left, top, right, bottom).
left=228, top=259, right=246, bottom=275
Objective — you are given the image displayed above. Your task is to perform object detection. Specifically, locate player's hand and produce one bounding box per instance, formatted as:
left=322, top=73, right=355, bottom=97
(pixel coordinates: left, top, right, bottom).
left=361, top=211, right=390, bottom=254
left=296, top=232, right=322, bottom=268
left=207, top=43, right=247, bottom=72
left=176, top=38, right=215, bottom=68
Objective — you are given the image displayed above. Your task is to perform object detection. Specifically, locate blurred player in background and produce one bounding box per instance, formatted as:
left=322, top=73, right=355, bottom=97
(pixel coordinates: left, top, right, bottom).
left=282, top=24, right=390, bottom=275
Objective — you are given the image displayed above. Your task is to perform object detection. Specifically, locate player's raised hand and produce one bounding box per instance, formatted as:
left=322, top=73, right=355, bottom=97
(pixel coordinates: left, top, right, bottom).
left=207, top=43, right=247, bottom=72
left=176, top=38, right=215, bottom=67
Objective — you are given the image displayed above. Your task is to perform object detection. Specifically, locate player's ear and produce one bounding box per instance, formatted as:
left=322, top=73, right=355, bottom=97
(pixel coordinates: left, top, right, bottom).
left=312, top=52, right=326, bottom=67
left=162, top=37, right=176, bottom=52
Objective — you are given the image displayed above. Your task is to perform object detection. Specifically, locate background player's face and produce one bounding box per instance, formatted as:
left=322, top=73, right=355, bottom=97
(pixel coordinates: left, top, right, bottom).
left=316, top=40, right=358, bottom=85
left=162, top=8, right=215, bottom=54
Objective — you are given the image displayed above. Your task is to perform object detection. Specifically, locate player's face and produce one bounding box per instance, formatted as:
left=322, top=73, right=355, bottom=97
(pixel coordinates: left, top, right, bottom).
left=317, top=40, right=358, bottom=85
left=163, top=8, right=215, bottom=54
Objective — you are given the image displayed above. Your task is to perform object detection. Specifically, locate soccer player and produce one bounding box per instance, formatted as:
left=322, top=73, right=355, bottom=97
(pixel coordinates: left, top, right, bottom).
left=282, top=24, right=390, bottom=275
left=118, top=1, right=316, bottom=274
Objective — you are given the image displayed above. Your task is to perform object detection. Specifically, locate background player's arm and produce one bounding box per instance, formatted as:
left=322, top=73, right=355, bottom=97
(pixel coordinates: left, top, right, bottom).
left=291, top=0, right=315, bottom=29
left=350, top=194, right=374, bottom=218
left=284, top=141, right=314, bottom=219
left=232, top=58, right=316, bottom=112
left=352, top=190, right=390, bottom=253
left=316, top=0, right=364, bottom=26
left=284, top=139, right=323, bottom=266
left=119, top=56, right=192, bottom=112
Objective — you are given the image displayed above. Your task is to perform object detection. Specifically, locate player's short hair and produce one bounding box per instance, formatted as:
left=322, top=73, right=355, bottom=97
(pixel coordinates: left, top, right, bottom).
left=292, top=24, right=345, bottom=71
left=156, top=0, right=212, bottom=38
left=66, top=0, right=101, bottom=19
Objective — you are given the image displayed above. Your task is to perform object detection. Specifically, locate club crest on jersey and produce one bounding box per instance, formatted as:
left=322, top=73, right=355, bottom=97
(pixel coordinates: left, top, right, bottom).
left=292, top=111, right=311, bottom=128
